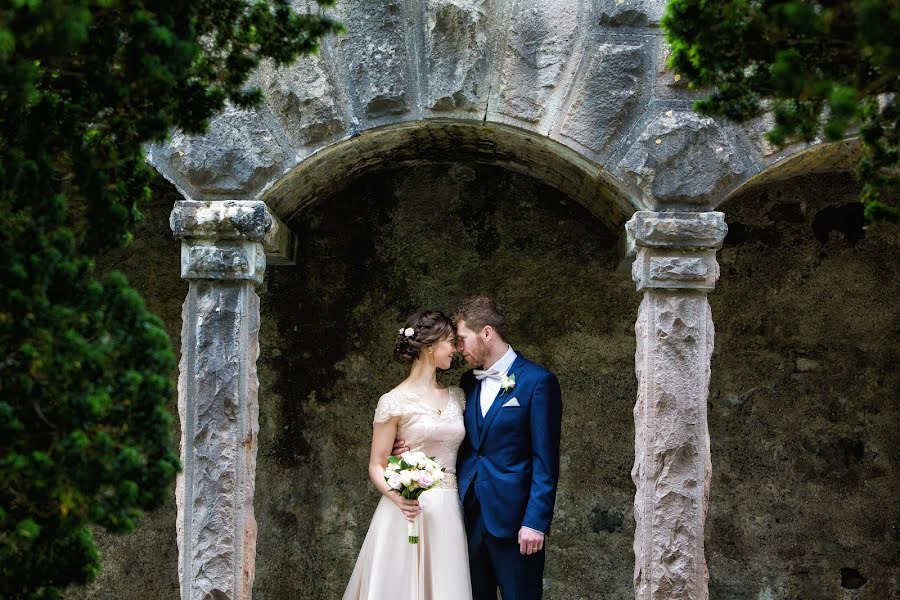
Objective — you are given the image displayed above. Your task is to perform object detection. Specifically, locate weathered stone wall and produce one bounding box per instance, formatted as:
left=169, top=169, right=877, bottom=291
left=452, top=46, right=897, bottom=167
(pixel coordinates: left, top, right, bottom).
left=70, top=168, right=898, bottom=599
left=708, top=172, right=900, bottom=599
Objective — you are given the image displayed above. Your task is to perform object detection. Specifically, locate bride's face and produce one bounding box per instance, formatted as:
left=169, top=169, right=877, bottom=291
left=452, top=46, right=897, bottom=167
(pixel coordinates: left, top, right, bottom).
left=430, top=335, right=456, bottom=370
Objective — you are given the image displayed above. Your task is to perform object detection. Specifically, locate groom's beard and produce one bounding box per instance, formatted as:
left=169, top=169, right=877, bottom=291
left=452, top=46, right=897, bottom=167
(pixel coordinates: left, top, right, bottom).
left=468, top=338, right=489, bottom=368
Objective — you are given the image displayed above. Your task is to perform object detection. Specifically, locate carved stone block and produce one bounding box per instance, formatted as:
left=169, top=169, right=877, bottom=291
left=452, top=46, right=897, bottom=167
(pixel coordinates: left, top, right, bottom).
left=180, top=240, right=266, bottom=285
left=171, top=201, right=272, bottom=242
left=632, top=248, right=719, bottom=292
left=626, top=211, right=727, bottom=249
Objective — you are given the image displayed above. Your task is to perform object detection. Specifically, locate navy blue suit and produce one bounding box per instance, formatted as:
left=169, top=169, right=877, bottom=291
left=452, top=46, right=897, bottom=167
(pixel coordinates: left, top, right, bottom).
left=457, top=354, right=562, bottom=599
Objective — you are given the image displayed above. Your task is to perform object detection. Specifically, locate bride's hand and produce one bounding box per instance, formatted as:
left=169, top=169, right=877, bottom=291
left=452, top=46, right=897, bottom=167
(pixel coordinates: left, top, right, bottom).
left=393, top=496, right=421, bottom=522
left=391, top=438, right=410, bottom=456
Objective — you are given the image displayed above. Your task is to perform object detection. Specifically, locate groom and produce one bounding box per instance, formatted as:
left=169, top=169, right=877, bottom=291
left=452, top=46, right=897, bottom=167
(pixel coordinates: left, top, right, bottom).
left=452, top=295, right=562, bottom=600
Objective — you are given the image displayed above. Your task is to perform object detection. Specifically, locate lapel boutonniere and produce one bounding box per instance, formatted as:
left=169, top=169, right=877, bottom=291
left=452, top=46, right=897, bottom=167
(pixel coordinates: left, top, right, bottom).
left=499, top=373, right=516, bottom=397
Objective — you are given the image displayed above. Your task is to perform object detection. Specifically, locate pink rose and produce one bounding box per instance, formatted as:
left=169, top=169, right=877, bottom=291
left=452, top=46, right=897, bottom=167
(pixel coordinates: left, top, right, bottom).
left=418, top=472, right=434, bottom=487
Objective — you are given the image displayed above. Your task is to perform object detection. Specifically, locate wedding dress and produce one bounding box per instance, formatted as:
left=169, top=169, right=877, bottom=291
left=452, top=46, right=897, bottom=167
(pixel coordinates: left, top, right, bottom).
left=343, top=386, right=473, bottom=600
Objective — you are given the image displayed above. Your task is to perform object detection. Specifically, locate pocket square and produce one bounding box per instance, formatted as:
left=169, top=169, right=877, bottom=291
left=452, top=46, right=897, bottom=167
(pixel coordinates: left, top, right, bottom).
left=501, top=397, right=520, bottom=407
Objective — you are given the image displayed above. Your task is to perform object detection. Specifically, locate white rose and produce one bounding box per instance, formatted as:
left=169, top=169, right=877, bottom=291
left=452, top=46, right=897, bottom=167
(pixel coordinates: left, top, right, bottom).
left=399, top=470, right=412, bottom=487
left=410, top=470, right=420, bottom=481
left=387, top=475, right=401, bottom=490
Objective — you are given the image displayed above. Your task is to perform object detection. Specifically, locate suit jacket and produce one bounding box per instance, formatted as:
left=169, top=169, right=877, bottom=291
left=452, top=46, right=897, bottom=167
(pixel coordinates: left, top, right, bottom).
left=456, top=353, right=562, bottom=538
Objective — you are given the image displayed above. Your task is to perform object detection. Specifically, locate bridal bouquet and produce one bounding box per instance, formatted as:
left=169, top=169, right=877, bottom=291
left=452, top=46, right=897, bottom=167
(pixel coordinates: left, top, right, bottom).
left=384, top=451, right=445, bottom=543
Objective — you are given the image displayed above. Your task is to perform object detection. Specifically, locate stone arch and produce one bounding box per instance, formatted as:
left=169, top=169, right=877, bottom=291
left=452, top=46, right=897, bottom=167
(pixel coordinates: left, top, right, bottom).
left=147, top=0, right=847, bottom=217
left=717, top=137, right=862, bottom=209
left=260, top=119, right=641, bottom=230
left=156, top=3, right=868, bottom=599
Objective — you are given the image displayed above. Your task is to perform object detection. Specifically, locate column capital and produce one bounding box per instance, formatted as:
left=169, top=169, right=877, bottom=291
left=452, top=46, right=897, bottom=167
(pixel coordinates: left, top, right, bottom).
left=170, top=200, right=292, bottom=284
left=626, top=211, right=727, bottom=293
left=626, top=211, right=727, bottom=250
left=171, top=200, right=273, bottom=242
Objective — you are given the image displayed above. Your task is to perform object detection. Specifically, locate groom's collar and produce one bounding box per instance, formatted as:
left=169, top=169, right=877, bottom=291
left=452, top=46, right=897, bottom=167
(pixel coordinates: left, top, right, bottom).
left=484, top=344, right=516, bottom=376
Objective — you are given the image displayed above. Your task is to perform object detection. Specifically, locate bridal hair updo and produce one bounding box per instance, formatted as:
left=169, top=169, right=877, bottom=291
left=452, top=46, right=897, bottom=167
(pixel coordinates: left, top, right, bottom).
left=393, top=310, right=454, bottom=364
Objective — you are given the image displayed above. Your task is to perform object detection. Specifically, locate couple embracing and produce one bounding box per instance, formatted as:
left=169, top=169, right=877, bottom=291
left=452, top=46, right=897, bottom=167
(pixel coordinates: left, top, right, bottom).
left=343, top=296, right=563, bottom=600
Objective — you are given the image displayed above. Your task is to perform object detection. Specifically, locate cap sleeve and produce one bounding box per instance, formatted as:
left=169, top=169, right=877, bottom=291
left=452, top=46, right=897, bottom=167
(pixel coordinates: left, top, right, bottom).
left=452, top=386, right=466, bottom=411
left=373, top=392, right=402, bottom=425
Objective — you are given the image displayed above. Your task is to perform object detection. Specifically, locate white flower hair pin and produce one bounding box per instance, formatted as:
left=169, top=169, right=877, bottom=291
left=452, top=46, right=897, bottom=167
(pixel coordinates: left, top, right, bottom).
left=399, top=327, right=415, bottom=337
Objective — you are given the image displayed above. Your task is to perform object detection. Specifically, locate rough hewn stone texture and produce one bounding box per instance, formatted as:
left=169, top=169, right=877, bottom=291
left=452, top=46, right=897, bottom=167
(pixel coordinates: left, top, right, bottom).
left=171, top=201, right=273, bottom=242
left=331, top=0, right=413, bottom=120
left=258, top=56, right=347, bottom=149
left=653, top=37, right=690, bottom=96
left=144, top=1, right=840, bottom=208
left=164, top=108, right=286, bottom=199
left=176, top=281, right=261, bottom=600
left=558, top=42, right=648, bottom=158
left=629, top=210, right=719, bottom=599
left=617, top=110, right=755, bottom=206
left=496, top=0, right=580, bottom=123
left=170, top=201, right=268, bottom=600
left=628, top=211, right=727, bottom=249
left=633, top=291, right=714, bottom=600
left=595, top=0, right=665, bottom=27
left=424, top=0, right=493, bottom=112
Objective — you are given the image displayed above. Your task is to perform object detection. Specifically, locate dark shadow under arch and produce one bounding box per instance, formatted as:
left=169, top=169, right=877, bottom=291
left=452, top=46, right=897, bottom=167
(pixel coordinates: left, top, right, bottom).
left=261, top=119, right=642, bottom=232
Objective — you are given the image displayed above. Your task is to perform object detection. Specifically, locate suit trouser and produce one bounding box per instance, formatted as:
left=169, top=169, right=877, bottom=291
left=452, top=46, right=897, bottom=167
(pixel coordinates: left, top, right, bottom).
left=464, top=489, right=545, bottom=600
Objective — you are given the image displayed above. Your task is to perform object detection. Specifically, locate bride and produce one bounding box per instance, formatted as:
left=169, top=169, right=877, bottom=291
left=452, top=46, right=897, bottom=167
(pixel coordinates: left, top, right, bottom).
left=343, top=310, right=472, bottom=599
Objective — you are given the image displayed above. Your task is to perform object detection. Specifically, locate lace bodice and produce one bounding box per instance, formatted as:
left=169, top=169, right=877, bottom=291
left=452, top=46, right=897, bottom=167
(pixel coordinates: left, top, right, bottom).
left=373, top=386, right=466, bottom=487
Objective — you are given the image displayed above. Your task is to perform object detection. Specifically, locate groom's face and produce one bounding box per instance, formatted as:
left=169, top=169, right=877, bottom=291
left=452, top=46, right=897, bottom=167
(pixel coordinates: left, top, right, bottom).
left=454, top=320, right=488, bottom=368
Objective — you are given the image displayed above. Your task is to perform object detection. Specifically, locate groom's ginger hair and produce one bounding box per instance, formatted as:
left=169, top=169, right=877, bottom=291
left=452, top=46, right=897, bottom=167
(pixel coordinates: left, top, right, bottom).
left=452, top=295, right=509, bottom=341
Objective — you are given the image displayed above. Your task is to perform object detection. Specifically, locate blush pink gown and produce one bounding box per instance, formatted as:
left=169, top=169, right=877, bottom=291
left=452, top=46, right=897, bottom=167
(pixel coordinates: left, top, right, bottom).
left=343, top=386, right=473, bottom=600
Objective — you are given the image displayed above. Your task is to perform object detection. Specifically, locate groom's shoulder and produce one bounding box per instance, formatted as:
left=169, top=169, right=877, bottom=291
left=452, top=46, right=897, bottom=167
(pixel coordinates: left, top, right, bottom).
left=519, top=355, right=553, bottom=379
left=459, top=368, right=477, bottom=389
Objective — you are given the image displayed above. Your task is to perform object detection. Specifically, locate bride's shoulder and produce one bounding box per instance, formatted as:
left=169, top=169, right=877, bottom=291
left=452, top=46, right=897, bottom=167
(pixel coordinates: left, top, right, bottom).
left=373, top=387, right=409, bottom=423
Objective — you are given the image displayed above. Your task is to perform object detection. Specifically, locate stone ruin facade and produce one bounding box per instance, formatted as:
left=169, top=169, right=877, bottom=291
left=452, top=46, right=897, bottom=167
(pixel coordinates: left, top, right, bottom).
left=143, top=1, right=874, bottom=599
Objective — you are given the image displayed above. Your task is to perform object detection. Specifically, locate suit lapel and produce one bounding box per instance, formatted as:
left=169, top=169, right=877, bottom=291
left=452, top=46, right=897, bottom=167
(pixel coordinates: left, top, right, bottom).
left=477, top=354, right=527, bottom=448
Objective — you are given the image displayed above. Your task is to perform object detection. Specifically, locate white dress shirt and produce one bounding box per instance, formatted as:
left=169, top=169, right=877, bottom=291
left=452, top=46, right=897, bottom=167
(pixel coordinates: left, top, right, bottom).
left=479, top=345, right=517, bottom=417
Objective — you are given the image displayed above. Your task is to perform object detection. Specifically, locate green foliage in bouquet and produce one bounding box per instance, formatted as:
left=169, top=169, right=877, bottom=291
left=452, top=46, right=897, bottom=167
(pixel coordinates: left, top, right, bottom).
left=662, top=0, right=899, bottom=221
left=0, top=1, right=342, bottom=597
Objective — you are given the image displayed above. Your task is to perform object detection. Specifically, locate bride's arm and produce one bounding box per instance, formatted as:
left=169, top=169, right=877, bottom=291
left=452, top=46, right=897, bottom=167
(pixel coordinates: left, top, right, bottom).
left=369, top=417, right=421, bottom=522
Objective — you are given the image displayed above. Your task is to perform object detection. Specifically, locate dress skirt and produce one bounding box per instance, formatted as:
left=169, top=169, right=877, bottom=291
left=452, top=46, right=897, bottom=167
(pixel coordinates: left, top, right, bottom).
left=343, top=487, right=473, bottom=600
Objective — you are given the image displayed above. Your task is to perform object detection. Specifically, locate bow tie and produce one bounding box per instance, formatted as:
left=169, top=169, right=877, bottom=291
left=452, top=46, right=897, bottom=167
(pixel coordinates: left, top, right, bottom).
left=474, top=369, right=501, bottom=381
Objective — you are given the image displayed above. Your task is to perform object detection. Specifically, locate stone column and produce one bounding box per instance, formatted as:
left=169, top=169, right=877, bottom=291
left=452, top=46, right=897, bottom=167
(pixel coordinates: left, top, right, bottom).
left=626, top=211, right=727, bottom=600
left=170, top=200, right=277, bottom=600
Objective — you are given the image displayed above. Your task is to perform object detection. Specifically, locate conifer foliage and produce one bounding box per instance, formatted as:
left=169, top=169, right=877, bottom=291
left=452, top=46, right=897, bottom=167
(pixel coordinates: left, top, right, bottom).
left=0, top=2, right=341, bottom=597
left=663, top=0, right=899, bottom=220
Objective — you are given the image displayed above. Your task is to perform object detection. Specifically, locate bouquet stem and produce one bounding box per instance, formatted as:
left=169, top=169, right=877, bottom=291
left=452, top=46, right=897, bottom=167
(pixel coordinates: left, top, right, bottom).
left=407, top=519, right=419, bottom=544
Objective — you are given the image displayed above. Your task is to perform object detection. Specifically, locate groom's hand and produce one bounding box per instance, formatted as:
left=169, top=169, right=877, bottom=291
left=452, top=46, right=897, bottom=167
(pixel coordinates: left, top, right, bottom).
left=518, top=527, right=544, bottom=555
left=391, top=438, right=410, bottom=456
